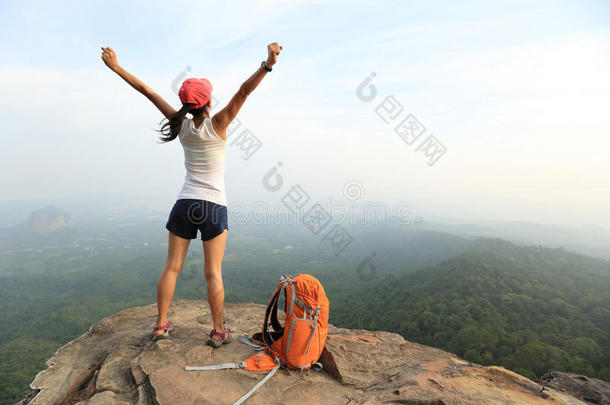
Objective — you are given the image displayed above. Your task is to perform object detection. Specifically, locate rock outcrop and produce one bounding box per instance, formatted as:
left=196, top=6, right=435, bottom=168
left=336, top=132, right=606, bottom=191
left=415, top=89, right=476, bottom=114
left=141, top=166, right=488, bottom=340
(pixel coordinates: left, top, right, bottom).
left=540, top=372, right=610, bottom=405
left=20, top=300, right=601, bottom=405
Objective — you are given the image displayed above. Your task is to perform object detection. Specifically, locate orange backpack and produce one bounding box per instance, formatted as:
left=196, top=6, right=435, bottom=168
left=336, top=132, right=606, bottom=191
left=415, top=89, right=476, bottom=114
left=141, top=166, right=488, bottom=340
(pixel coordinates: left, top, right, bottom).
left=186, top=274, right=330, bottom=404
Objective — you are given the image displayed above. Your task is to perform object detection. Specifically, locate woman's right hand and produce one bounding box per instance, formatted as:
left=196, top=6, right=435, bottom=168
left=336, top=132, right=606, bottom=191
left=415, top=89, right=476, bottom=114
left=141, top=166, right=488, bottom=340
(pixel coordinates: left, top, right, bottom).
left=266, top=42, right=282, bottom=67
left=101, top=46, right=119, bottom=71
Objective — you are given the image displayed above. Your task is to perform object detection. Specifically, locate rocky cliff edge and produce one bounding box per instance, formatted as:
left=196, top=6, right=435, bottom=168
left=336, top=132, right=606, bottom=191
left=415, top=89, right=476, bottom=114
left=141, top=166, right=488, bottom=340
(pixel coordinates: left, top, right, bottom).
left=19, top=300, right=608, bottom=405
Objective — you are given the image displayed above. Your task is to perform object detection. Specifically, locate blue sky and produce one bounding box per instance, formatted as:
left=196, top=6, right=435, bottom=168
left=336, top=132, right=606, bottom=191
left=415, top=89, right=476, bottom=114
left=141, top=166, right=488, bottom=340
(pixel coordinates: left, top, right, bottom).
left=1, top=0, right=609, bottom=228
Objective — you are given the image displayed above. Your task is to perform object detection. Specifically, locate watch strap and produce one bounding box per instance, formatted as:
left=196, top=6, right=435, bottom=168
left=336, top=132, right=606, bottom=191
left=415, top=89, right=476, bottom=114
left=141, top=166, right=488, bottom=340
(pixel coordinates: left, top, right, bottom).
left=261, top=60, right=272, bottom=72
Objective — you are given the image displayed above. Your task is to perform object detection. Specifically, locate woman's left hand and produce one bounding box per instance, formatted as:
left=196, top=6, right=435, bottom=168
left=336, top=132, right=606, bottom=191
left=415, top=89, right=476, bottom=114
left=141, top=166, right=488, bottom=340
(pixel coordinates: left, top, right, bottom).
left=266, top=42, right=282, bottom=67
left=101, top=46, right=119, bottom=70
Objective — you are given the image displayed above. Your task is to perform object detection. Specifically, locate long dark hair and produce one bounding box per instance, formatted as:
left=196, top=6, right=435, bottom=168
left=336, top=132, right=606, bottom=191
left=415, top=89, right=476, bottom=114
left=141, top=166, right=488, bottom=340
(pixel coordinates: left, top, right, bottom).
left=157, top=102, right=209, bottom=143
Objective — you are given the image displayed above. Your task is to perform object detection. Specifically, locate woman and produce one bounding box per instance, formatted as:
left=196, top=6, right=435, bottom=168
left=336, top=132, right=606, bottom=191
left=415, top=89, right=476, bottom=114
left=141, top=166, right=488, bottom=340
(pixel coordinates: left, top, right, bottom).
left=101, top=42, right=282, bottom=347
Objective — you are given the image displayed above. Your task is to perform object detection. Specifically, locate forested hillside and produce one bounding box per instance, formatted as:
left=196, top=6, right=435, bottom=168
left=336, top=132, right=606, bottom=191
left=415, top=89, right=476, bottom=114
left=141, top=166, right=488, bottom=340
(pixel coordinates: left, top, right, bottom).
left=1, top=220, right=609, bottom=404
left=331, top=239, right=610, bottom=381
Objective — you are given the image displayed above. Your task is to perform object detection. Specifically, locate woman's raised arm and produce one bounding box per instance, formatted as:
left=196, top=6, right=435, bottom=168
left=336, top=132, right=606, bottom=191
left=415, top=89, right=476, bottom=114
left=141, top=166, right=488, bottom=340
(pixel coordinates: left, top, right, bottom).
left=212, top=42, right=282, bottom=133
left=101, top=46, right=176, bottom=119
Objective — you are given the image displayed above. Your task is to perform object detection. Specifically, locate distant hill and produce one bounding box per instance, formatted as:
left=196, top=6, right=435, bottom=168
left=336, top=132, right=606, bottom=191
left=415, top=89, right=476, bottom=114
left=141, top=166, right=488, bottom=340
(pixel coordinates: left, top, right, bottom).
left=420, top=219, right=610, bottom=260
left=24, top=206, right=72, bottom=235
left=331, top=238, right=610, bottom=382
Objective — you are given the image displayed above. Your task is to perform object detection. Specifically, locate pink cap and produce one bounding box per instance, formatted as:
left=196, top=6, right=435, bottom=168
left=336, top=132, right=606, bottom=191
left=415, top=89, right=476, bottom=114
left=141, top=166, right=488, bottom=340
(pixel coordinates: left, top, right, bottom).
left=179, top=78, right=213, bottom=109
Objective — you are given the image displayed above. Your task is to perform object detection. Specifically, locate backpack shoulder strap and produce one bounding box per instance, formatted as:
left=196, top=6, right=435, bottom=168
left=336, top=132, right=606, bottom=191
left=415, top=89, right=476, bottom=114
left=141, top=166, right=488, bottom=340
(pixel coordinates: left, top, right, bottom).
left=185, top=362, right=246, bottom=371
left=233, top=360, right=281, bottom=405
left=262, top=284, right=283, bottom=353
left=269, top=283, right=286, bottom=332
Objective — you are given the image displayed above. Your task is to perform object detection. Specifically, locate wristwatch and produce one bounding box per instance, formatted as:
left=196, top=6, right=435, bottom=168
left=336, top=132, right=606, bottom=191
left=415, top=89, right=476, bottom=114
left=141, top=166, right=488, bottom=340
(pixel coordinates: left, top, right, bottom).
left=261, top=60, right=272, bottom=72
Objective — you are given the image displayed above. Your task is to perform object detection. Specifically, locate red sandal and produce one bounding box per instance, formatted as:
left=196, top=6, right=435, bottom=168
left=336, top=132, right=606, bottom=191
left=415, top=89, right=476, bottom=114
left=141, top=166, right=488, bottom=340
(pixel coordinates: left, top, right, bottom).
left=152, top=321, right=174, bottom=341
left=207, top=325, right=233, bottom=348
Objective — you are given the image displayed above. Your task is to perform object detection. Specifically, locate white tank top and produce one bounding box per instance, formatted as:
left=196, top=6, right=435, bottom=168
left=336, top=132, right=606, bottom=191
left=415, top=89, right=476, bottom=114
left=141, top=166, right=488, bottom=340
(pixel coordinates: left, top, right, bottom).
left=176, top=117, right=227, bottom=206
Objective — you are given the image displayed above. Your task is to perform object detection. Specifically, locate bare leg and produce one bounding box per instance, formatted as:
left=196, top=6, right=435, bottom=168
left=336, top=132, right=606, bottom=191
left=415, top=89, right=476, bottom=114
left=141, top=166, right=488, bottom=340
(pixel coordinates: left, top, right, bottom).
left=155, top=231, right=191, bottom=335
left=203, top=229, right=228, bottom=336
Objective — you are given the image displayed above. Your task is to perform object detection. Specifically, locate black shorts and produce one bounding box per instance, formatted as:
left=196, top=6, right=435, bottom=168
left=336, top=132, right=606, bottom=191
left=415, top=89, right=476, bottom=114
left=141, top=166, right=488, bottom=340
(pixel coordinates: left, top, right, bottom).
left=166, top=199, right=228, bottom=241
